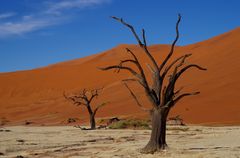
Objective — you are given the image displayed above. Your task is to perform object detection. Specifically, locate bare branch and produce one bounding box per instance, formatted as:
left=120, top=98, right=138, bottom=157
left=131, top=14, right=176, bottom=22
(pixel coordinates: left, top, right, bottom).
left=111, top=16, right=162, bottom=103
left=123, top=82, right=151, bottom=112
left=125, top=48, right=160, bottom=105
left=160, top=101, right=171, bottom=109
left=159, top=14, right=182, bottom=72
left=159, top=53, right=190, bottom=104
left=111, top=16, right=159, bottom=71
left=111, top=16, right=143, bottom=46
left=146, top=63, right=161, bottom=102
left=160, top=86, right=167, bottom=106
left=122, top=78, right=138, bottom=82
left=125, top=48, right=138, bottom=61
left=176, top=64, right=207, bottom=79
left=161, top=61, right=181, bottom=106
left=172, top=91, right=200, bottom=107
left=174, top=86, right=184, bottom=97
left=146, top=63, right=155, bottom=73
left=142, top=29, right=147, bottom=46
left=171, top=53, right=190, bottom=78
left=162, top=62, right=206, bottom=107
left=106, top=14, right=206, bottom=117
left=100, top=47, right=154, bottom=97
left=122, top=78, right=146, bottom=88
left=125, top=48, right=150, bottom=90
left=93, top=102, right=108, bottom=116
left=120, top=59, right=137, bottom=65
left=99, top=59, right=149, bottom=90
left=99, top=65, right=139, bottom=76
left=162, top=53, right=192, bottom=78
left=89, top=90, right=99, bottom=104
left=63, top=91, right=87, bottom=106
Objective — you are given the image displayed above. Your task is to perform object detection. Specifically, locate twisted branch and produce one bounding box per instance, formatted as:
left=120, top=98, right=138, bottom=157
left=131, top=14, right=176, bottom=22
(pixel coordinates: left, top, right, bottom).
left=171, top=91, right=200, bottom=107
left=159, top=14, right=181, bottom=72
left=93, top=102, right=108, bottom=116
left=123, top=82, right=151, bottom=111
left=111, top=16, right=159, bottom=71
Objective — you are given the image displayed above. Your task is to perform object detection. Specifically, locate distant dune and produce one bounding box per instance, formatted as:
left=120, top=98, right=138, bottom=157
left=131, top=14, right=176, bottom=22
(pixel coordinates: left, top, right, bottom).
left=0, top=27, right=240, bottom=126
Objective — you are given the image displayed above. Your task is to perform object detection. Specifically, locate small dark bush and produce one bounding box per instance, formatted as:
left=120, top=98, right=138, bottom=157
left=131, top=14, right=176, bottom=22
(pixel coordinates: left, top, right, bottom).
left=108, top=119, right=150, bottom=129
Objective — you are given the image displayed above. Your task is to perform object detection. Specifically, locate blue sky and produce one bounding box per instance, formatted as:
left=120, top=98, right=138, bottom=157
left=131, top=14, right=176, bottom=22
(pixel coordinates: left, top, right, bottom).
left=0, top=0, right=239, bottom=72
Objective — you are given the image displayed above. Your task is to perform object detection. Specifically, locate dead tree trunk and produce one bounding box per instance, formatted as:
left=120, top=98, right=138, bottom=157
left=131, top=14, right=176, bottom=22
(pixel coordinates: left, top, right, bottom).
left=86, top=104, right=96, bottom=129
left=143, top=107, right=170, bottom=153
left=64, top=88, right=107, bottom=130
left=90, top=113, right=96, bottom=129
left=100, top=14, right=207, bottom=153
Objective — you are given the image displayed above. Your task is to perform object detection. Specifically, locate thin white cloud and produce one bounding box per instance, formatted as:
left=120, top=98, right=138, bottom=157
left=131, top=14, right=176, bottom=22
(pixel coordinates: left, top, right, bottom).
left=0, top=12, right=65, bottom=37
left=0, top=17, right=61, bottom=37
left=0, top=12, right=16, bottom=20
left=45, top=0, right=111, bottom=15
left=0, top=0, right=111, bottom=38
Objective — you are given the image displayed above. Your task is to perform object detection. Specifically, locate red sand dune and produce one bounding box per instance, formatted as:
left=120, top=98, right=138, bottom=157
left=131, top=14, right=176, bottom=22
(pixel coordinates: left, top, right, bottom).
left=0, top=28, right=240, bottom=126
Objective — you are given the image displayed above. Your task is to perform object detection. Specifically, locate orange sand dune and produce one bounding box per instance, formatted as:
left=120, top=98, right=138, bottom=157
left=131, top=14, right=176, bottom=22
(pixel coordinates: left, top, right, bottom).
left=0, top=28, right=240, bottom=126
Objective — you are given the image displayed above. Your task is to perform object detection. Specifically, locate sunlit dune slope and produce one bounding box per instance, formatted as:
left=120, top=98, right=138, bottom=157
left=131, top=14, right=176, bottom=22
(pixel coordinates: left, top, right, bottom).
left=0, top=27, right=240, bottom=125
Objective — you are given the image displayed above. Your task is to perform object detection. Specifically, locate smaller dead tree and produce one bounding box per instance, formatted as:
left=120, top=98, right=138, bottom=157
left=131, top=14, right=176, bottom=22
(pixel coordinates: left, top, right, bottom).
left=64, top=88, right=107, bottom=130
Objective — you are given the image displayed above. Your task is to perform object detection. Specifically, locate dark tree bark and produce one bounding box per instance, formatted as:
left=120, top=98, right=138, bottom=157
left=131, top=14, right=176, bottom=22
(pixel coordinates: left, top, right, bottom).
left=142, top=107, right=170, bottom=153
left=100, top=14, right=207, bottom=153
left=64, top=88, right=106, bottom=130
left=144, top=109, right=165, bottom=152
left=89, top=113, right=96, bottom=130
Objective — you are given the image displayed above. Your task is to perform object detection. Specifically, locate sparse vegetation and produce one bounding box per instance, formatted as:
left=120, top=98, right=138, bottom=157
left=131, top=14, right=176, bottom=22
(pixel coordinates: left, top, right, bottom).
left=108, top=119, right=150, bottom=130
left=167, top=126, right=189, bottom=132
left=0, top=117, right=10, bottom=126
left=0, top=129, right=11, bottom=132
left=98, top=117, right=120, bottom=126
left=67, top=118, right=78, bottom=123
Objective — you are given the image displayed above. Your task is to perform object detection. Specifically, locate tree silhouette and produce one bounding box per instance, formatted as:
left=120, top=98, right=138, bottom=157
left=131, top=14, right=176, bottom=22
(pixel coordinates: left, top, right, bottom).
left=64, top=88, right=106, bottom=130
left=100, top=14, right=206, bottom=153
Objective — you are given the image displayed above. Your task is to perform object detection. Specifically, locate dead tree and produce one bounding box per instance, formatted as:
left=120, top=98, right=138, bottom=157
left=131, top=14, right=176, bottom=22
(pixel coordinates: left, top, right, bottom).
left=100, top=14, right=206, bottom=153
left=64, top=88, right=106, bottom=130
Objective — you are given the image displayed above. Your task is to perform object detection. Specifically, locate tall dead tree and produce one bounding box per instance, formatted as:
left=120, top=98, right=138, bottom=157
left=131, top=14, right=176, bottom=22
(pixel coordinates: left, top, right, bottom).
left=100, top=14, right=206, bottom=153
left=64, top=88, right=106, bottom=130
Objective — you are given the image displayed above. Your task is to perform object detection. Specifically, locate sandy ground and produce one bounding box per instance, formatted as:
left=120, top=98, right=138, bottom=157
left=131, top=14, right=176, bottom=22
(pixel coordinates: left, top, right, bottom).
left=0, top=126, right=240, bottom=158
